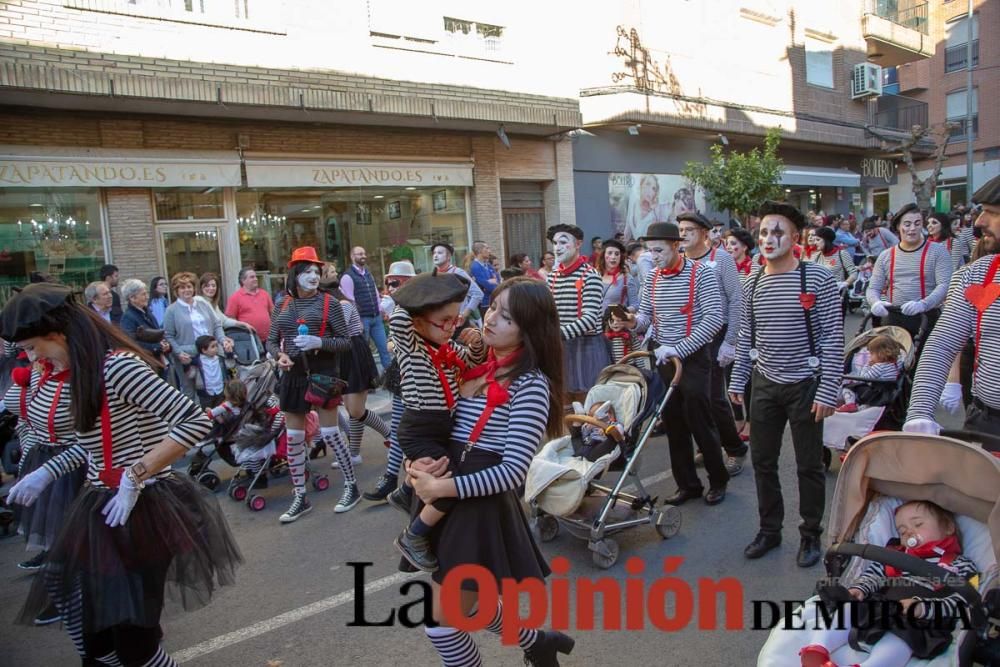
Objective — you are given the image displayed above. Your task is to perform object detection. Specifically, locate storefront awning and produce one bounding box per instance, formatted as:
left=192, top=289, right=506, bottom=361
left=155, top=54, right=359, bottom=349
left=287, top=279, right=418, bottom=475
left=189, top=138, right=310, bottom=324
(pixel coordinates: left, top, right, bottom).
left=0, top=146, right=242, bottom=187
left=781, top=166, right=861, bottom=188
left=244, top=157, right=475, bottom=188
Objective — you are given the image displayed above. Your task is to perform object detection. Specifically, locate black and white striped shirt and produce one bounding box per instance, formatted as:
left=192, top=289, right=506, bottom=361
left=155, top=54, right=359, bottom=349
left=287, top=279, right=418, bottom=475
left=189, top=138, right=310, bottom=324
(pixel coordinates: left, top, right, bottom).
left=389, top=307, right=485, bottom=412
left=3, top=367, right=82, bottom=458
left=731, top=263, right=844, bottom=406
left=689, top=246, right=741, bottom=345
left=805, top=248, right=858, bottom=284
left=934, top=227, right=976, bottom=270
left=908, top=255, right=1000, bottom=419
left=852, top=553, right=978, bottom=621
left=867, top=240, right=952, bottom=309
left=547, top=259, right=605, bottom=340
left=340, top=300, right=363, bottom=337
left=266, top=291, right=351, bottom=360
left=452, top=370, right=549, bottom=498
left=41, top=353, right=212, bottom=487
left=634, top=258, right=723, bottom=358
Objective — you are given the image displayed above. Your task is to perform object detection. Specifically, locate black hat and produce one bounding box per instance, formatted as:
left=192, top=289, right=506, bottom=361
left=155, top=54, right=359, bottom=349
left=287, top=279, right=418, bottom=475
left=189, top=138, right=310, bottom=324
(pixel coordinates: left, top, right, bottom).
left=812, top=226, right=836, bottom=248
left=601, top=239, right=627, bottom=256
left=392, top=269, right=469, bottom=316
left=757, top=201, right=806, bottom=230
left=0, top=283, right=74, bottom=342
left=641, top=221, right=683, bottom=242
left=431, top=242, right=455, bottom=256
left=676, top=212, right=712, bottom=230
left=546, top=224, right=584, bottom=242
left=972, top=174, right=1000, bottom=206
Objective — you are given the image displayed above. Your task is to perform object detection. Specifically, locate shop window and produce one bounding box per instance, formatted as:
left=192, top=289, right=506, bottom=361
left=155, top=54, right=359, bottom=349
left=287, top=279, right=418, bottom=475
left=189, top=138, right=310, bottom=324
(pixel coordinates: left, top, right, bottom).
left=154, top=188, right=225, bottom=220
left=0, top=188, right=105, bottom=307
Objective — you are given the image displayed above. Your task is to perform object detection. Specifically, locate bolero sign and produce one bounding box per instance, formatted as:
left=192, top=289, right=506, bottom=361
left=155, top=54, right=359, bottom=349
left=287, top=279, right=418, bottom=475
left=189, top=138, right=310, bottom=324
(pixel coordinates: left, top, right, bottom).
left=860, top=158, right=898, bottom=187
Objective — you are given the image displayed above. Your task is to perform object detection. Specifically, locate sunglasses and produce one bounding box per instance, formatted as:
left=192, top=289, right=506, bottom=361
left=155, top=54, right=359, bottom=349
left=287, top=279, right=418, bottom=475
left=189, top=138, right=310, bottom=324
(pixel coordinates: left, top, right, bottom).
left=385, top=280, right=401, bottom=288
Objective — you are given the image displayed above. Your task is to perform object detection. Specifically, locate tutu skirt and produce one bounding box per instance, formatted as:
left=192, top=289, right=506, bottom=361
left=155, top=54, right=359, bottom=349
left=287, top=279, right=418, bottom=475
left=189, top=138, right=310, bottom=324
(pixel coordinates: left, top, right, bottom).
left=563, top=334, right=611, bottom=393
left=342, top=335, right=379, bottom=394
left=18, top=473, right=243, bottom=633
left=15, top=443, right=86, bottom=551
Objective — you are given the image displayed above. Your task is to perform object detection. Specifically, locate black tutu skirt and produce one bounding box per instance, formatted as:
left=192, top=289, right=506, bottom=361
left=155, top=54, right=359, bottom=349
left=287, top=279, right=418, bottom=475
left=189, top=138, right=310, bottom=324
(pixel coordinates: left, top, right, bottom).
left=15, top=443, right=86, bottom=551
left=399, top=441, right=551, bottom=590
left=563, top=334, right=611, bottom=393
left=18, top=473, right=243, bottom=633
left=342, top=335, right=379, bottom=394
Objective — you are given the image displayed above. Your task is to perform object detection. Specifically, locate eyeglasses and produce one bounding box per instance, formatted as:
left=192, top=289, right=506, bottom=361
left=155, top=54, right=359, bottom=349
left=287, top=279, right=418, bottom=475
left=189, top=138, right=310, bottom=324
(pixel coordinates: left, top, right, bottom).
left=426, top=316, right=461, bottom=331
left=385, top=280, right=401, bottom=288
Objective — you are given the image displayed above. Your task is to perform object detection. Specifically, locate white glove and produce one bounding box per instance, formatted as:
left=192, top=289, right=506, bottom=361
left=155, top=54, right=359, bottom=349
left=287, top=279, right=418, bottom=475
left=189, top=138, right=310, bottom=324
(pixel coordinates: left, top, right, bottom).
left=571, top=401, right=586, bottom=416
left=293, top=334, right=323, bottom=351
left=7, top=467, right=54, bottom=507
left=901, top=300, right=927, bottom=316
left=836, top=281, right=849, bottom=292
left=870, top=301, right=891, bottom=317
left=654, top=345, right=678, bottom=365
left=101, top=472, right=141, bottom=528
left=902, top=418, right=941, bottom=435
left=939, top=382, right=963, bottom=414
left=717, top=342, right=736, bottom=367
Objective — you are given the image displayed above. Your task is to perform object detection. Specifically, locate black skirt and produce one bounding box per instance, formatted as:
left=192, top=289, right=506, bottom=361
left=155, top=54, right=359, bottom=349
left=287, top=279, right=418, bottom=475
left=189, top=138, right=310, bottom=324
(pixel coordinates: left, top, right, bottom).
left=342, top=335, right=379, bottom=394
left=399, top=440, right=551, bottom=590
left=18, top=473, right=243, bottom=633
left=277, top=351, right=342, bottom=415
left=15, top=443, right=87, bottom=551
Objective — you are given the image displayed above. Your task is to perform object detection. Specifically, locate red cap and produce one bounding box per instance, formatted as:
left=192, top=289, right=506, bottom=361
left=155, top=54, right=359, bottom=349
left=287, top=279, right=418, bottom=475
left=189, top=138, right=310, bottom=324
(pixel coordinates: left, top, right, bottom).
left=287, top=246, right=323, bottom=268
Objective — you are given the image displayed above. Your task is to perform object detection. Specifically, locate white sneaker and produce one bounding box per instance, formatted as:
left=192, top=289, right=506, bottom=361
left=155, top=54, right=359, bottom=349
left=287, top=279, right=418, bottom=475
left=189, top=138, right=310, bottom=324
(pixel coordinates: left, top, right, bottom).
left=331, top=454, right=363, bottom=469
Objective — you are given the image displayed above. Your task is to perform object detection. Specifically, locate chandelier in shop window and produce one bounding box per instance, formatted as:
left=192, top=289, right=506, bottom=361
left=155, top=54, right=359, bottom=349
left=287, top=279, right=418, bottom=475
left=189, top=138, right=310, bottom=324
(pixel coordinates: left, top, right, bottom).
left=238, top=205, right=286, bottom=231
left=16, top=206, right=91, bottom=244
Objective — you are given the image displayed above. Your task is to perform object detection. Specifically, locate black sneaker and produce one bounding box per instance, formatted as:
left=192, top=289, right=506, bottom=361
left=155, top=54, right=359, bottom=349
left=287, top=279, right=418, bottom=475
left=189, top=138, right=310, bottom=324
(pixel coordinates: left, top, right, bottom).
left=335, top=483, right=361, bottom=513
left=18, top=550, right=47, bottom=571
left=386, top=485, right=413, bottom=515
left=279, top=494, right=312, bottom=524
left=34, top=603, right=60, bottom=626
left=394, top=528, right=438, bottom=572
left=362, top=473, right=398, bottom=502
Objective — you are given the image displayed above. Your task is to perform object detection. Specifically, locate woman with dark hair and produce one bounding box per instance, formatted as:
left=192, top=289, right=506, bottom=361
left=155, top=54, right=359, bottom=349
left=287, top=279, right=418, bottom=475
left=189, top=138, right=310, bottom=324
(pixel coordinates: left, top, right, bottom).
left=508, top=253, right=544, bottom=280
left=724, top=228, right=757, bottom=280
left=927, top=211, right=975, bottom=270
left=597, top=238, right=639, bottom=363
left=147, top=276, right=169, bottom=327
left=405, top=276, right=574, bottom=666
left=3, top=283, right=240, bottom=666
left=267, top=247, right=357, bottom=522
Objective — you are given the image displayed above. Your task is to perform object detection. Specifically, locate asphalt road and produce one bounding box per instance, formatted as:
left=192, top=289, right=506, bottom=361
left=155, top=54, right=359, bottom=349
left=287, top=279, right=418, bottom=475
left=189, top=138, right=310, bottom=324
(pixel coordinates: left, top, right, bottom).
left=0, top=313, right=963, bottom=666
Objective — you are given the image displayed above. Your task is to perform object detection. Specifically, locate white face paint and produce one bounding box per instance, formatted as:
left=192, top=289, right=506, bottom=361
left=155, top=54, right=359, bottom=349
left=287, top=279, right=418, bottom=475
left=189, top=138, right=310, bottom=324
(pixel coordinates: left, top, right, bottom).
left=898, top=212, right=924, bottom=245
left=758, top=216, right=796, bottom=260
left=553, top=232, right=580, bottom=265
left=432, top=246, right=450, bottom=268
left=645, top=240, right=676, bottom=269
left=297, top=265, right=321, bottom=291
left=710, top=226, right=723, bottom=244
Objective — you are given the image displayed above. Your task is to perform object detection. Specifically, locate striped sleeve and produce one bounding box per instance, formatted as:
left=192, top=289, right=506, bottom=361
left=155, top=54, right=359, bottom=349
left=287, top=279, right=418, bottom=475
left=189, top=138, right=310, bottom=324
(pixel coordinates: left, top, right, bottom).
left=39, top=444, right=89, bottom=479
left=633, top=271, right=655, bottom=334
left=560, top=270, right=605, bottom=340
left=716, top=253, right=742, bottom=346
left=923, top=242, right=953, bottom=310
left=813, top=268, right=844, bottom=407
left=914, top=556, right=979, bottom=621
left=840, top=249, right=859, bottom=282
left=851, top=560, right=887, bottom=597
left=730, top=275, right=755, bottom=395
left=454, top=375, right=549, bottom=499
left=866, top=248, right=891, bottom=306
left=388, top=306, right=417, bottom=355
left=320, top=293, right=351, bottom=354
left=266, top=300, right=286, bottom=359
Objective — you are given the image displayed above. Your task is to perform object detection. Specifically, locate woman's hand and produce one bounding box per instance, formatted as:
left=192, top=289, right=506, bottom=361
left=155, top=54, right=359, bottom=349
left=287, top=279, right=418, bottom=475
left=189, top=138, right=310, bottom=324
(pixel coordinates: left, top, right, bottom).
left=102, top=472, right=141, bottom=527
left=409, top=467, right=451, bottom=505
left=178, top=352, right=192, bottom=365
left=457, top=327, right=482, bottom=346
left=277, top=353, right=294, bottom=371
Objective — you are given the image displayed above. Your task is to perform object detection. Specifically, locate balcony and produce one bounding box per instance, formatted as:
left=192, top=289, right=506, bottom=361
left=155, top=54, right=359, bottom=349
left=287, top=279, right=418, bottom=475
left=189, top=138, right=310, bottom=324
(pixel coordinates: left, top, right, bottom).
left=862, top=1, right=934, bottom=67
left=868, top=94, right=928, bottom=132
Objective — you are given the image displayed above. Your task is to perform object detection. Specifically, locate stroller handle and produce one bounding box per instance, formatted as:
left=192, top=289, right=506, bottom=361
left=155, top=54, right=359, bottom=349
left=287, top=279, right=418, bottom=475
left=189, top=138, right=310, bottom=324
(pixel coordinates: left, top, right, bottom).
left=563, top=414, right=625, bottom=442
left=619, top=351, right=683, bottom=388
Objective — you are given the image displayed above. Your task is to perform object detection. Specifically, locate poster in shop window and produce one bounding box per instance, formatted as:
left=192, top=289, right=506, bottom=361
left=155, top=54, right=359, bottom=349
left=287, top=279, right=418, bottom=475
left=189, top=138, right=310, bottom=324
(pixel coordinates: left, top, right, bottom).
left=609, top=173, right=705, bottom=242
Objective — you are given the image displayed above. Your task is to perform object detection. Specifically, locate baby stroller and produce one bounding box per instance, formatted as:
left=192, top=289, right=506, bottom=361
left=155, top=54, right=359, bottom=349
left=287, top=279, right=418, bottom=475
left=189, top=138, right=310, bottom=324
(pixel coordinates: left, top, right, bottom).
left=525, top=352, right=683, bottom=569
left=225, top=326, right=266, bottom=377
left=847, top=275, right=868, bottom=314
left=758, top=431, right=999, bottom=666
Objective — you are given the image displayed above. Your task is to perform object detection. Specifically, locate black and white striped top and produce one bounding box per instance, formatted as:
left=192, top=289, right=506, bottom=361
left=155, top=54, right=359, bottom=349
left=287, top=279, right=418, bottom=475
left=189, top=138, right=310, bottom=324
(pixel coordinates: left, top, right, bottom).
left=867, top=240, right=952, bottom=309
left=266, top=291, right=351, bottom=360
left=547, top=260, right=605, bottom=340
left=731, top=263, right=844, bottom=406
left=389, top=307, right=485, bottom=412
left=41, top=353, right=212, bottom=487
left=934, top=227, right=976, bottom=270
left=340, top=300, right=363, bottom=337
left=854, top=361, right=899, bottom=382
left=909, top=255, right=1000, bottom=419
left=852, top=553, right=978, bottom=621
left=633, top=258, right=723, bottom=358
left=3, top=367, right=82, bottom=457
left=688, top=246, right=741, bottom=345
left=805, top=248, right=858, bottom=284
left=452, top=369, right=549, bottom=498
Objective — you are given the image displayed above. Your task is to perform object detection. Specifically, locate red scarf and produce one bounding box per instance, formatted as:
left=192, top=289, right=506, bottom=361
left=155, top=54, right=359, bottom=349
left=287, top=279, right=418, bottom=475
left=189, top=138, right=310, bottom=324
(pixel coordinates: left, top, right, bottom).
left=555, top=255, right=586, bottom=278
left=461, top=347, right=524, bottom=445
left=735, top=256, right=753, bottom=276
left=656, top=256, right=685, bottom=277
left=885, top=534, right=961, bottom=578
left=425, top=341, right=468, bottom=410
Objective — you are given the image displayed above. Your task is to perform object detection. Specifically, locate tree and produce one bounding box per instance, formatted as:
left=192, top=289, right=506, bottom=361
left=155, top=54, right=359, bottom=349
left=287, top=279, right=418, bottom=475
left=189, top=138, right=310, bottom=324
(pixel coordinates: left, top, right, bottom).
left=880, top=123, right=957, bottom=213
left=682, top=128, right=785, bottom=222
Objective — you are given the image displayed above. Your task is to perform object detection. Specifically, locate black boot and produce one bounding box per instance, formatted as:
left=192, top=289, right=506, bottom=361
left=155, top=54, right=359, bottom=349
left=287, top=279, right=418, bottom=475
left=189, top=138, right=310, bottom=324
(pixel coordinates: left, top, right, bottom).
left=363, top=473, right=398, bottom=501
left=523, top=630, right=575, bottom=667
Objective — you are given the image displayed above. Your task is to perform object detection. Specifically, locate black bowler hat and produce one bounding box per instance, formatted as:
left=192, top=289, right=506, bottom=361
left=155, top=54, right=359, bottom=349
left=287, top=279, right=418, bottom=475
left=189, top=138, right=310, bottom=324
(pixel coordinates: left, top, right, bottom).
left=757, top=201, right=806, bottom=230
left=972, top=174, right=1000, bottom=206
left=392, top=269, right=469, bottom=316
left=676, top=212, right=712, bottom=230
left=546, top=224, right=584, bottom=242
left=431, top=242, right=455, bottom=256
left=0, top=282, right=74, bottom=342
left=641, top=222, right=683, bottom=242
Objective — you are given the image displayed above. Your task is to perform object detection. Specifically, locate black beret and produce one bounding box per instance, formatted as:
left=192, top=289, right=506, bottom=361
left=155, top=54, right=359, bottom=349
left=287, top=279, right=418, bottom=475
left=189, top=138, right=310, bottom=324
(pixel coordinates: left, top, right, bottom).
left=972, top=174, right=1000, bottom=206
left=812, top=226, right=836, bottom=247
left=641, top=221, right=682, bottom=242
left=546, top=224, right=584, bottom=242
left=601, top=239, right=627, bottom=256
left=392, top=269, right=469, bottom=316
left=431, top=242, right=454, bottom=256
left=890, top=203, right=923, bottom=230
left=0, top=283, right=74, bottom=342
left=676, top=212, right=712, bottom=229
left=757, top=200, right=806, bottom=230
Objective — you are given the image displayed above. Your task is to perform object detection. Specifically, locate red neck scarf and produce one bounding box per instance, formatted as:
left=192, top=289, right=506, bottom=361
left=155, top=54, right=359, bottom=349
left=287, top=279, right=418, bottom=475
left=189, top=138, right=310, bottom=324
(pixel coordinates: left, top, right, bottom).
left=735, top=256, right=753, bottom=275
left=425, top=341, right=468, bottom=410
left=555, top=256, right=586, bottom=277
left=656, top=256, right=685, bottom=277
left=604, top=266, right=623, bottom=282
left=886, top=534, right=961, bottom=577
left=462, top=347, right=524, bottom=444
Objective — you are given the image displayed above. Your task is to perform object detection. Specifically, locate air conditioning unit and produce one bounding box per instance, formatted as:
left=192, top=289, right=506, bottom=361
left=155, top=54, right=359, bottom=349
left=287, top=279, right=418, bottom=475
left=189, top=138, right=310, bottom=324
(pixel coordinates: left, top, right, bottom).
left=851, top=63, right=883, bottom=99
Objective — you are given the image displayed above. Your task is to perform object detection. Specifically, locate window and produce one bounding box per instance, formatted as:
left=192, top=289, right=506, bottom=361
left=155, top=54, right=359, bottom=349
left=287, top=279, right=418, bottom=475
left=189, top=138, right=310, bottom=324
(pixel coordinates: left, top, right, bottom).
left=881, top=66, right=899, bottom=95
left=444, top=17, right=505, bottom=57
left=153, top=188, right=225, bottom=221
left=945, top=14, right=979, bottom=73
left=946, top=88, right=979, bottom=141
left=805, top=37, right=834, bottom=88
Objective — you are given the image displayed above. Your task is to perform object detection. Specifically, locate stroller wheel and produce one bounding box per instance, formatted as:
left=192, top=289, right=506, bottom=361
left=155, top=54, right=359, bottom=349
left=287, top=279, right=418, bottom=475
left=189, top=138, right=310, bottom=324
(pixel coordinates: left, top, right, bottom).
left=197, top=471, right=221, bottom=491
left=248, top=494, right=266, bottom=511
left=533, top=515, right=559, bottom=543
left=654, top=506, right=682, bottom=539
left=591, top=538, right=619, bottom=569
left=312, top=475, right=330, bottom=492
left=231, top=485, right=248, bottom=502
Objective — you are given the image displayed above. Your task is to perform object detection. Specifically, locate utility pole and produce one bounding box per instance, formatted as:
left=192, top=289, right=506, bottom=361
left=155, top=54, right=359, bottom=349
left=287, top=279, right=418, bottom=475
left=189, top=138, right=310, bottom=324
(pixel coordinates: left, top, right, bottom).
left=966, top=0, right=974, bottom=203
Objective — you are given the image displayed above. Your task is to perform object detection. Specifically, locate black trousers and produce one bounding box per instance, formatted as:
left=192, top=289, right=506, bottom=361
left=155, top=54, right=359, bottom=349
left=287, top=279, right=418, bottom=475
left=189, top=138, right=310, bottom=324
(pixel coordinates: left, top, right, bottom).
left=709, top=328, right=747, bottom=458
left=748, top=371, right=825, bottom=538
left=658, top=345, right=729, bottom=492
left=965, top=400, right=1000, bottom=440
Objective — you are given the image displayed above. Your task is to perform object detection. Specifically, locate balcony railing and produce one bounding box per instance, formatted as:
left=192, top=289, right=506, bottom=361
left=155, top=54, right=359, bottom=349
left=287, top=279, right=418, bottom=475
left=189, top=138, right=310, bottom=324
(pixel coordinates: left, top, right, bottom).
left=871, top=1, right=929, bottom=34
left=945, top=41, right=979, bottom=72
left=870, top=94, right=929, bottom=131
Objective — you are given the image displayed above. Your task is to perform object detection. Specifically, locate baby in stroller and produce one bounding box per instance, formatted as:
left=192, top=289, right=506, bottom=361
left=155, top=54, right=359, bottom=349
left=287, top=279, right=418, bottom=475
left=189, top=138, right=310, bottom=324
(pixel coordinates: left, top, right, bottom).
left=570, top=400, right=625, bottom=462
left=838, top=335, right=902, bottom=414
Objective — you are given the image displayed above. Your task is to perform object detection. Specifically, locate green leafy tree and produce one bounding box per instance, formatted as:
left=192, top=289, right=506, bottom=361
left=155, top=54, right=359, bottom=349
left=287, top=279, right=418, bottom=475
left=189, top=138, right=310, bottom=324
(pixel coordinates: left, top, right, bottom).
left=682, top=128, right=785, bottom=222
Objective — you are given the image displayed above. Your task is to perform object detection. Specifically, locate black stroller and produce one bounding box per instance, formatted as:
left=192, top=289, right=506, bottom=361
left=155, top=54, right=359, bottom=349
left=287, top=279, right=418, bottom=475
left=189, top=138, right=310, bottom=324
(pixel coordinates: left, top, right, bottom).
left=225, top=326, right=266, bottom=375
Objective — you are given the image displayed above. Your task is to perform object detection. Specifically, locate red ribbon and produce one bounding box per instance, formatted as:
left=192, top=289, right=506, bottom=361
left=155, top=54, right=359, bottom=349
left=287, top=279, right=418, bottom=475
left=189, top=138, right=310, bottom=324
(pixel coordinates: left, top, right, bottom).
left=735, top=257, right=753, bottom=276
left=462, top=347, right=523, bottom=445
left=425, top=341, right=468, bottom=410
left=885, top=534, right=960, bottom=578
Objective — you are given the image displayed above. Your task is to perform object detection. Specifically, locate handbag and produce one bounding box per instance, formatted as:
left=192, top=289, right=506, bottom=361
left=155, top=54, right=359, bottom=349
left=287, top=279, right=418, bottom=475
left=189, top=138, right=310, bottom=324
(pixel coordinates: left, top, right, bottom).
left=292, top=294, right=347, bottom=409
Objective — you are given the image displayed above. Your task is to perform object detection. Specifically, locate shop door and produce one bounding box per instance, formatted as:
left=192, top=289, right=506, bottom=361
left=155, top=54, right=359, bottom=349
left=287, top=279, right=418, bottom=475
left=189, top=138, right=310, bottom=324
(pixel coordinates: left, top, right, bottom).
left=158, top=225, right=224, bottom=291
left=501, top=181, right=545, bottom=263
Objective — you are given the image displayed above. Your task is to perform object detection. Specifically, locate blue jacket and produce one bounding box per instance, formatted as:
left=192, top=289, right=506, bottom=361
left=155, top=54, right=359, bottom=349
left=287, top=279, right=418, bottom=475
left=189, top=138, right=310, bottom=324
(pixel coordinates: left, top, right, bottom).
left=120, top=304, right=163, bottom=357
left=470, top=259, right=500, bottom=307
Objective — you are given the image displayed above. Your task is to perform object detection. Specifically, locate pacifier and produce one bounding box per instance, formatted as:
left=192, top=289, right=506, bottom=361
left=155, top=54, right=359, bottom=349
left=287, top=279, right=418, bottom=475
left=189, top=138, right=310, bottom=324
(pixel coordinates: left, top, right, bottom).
left=905, top=535, right=921, bottom=549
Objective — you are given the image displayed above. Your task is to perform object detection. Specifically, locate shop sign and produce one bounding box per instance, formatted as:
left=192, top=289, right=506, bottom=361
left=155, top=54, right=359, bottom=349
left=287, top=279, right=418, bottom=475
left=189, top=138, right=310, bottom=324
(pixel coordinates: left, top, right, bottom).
left=245, top=160, right=474, bottom=188
left=860, top=158, right=897, bottom=186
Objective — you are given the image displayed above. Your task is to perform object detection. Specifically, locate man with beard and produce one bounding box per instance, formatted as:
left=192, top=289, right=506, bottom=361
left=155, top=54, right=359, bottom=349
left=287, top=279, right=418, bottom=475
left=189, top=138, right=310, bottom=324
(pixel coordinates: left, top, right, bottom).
left=430, top=242, right=482, bottom=328
left=860, top=217, right=899, bottom=257
left=340, top=246, right=392, bottom=371
left=619, top=222, right=728, bottom=505
left=905, top=175, right=1000, bottom=437
left=867, top=204, right=953, bottom=340
left=546, top=223, right=609, bottom=402
left=731, top=201, right=843, bottom=567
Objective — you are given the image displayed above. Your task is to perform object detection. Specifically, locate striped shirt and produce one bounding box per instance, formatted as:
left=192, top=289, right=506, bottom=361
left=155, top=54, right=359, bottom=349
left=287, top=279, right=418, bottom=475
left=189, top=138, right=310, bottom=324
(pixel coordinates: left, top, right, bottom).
left=42, top=353, right=212, bottom=487
left=806, top=248, right=858, bottom=284
left=633, top=258, right=723, bottom=358
left=3, top=367, right=81, bottom=458
left=266, top=291, right=351, bottom=360
left=933, top=227, right=976, bottom=270
left=340, top=300, right=363, bottom=336
left=867, top=240, right=952, bottom=309
left=688, top=246, right=741, bottom=346
left=451, top=370, right=550, bottom=498
left=908, top=255, right=1000, bottom=419
left=854, top=361, right=899, bottom=382
left=852, top=553, right=978, bottom=621
left=731, top=263, right=844, bottom=406
left=389, top=306, right=485, bottom=411
left=547, top=259, right=605, bottom=340
left=861, top=227, right=899, bottom=257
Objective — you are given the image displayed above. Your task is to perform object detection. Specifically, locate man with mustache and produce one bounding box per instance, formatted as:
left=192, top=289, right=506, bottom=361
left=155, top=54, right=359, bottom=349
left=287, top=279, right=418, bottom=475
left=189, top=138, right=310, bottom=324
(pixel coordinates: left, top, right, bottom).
left=905, top=175, right=1000, bottom=437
